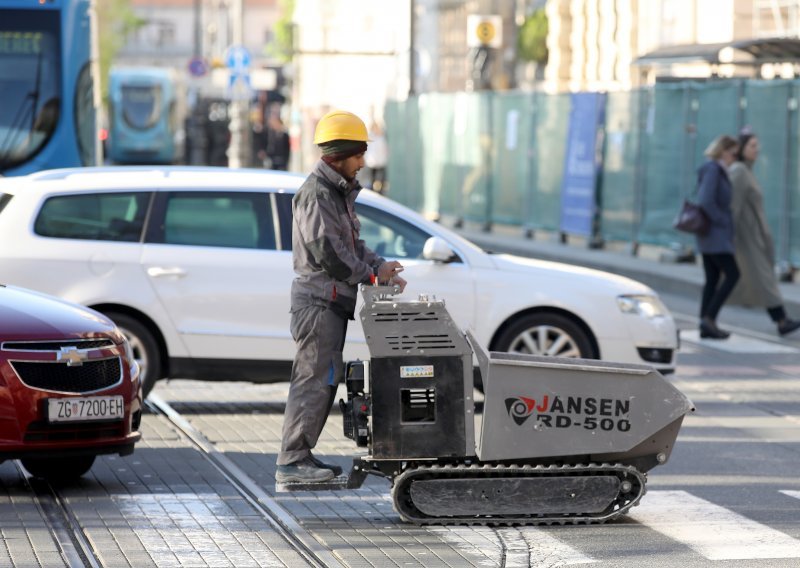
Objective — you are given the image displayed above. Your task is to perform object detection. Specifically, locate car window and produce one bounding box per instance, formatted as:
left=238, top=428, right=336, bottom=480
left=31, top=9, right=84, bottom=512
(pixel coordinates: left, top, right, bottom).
left=273, top=192, right=293, bottom=250
left=355, top=203, right=431, bottom=259
left=34, top=192, right=150, bottom=242
left=272, top=195, right=435, bottom=260
left=159, top=192, right=275, bottom=250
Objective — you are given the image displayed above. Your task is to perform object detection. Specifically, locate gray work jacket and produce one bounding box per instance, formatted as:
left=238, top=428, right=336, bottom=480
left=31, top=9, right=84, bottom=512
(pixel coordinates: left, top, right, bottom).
left=290, top=160, right=384, bottom=319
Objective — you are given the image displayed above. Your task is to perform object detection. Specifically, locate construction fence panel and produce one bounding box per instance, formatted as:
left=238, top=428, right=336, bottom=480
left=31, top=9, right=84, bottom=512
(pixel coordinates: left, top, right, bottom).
left=460, top=92, right=494, bottom=226
left=491, top=92, right=535, bottom=226
left=419, top=93, right=458, bottom=219
left=384, top=97, right=424, bottom=211
left=599, top=89, right=642, bottom=243
left=528, top=91, right=571, bottom=232
left=791, top=82, right=800, bottom=267
left=743, top=80, right=796, bottom=267
left=637, top=83, right=690, bottom=247
left=385, top=80, right=800, bottom=267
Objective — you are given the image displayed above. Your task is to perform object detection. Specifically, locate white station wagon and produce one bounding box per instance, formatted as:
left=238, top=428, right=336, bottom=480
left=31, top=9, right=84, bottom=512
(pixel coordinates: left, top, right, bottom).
left=0, top=167, right=678, bottom=395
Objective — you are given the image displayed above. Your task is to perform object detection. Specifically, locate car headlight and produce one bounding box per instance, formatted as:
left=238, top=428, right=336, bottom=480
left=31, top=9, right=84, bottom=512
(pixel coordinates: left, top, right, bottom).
left=121, top=336, right=140, bottom=378
left=617, top=294, right=668, bottom=318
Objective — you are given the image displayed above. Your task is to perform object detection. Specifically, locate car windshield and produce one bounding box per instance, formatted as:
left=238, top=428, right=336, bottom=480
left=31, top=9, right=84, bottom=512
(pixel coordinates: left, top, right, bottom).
left=0, top=10, right=61, bottom=171
left=122, top=85, right=162, bottom=130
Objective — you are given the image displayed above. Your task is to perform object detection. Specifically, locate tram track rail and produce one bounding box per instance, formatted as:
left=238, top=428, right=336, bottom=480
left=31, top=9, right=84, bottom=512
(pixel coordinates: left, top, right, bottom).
left=147, top=393, right=541, bottom=568
left=14, top=461, right=101, bottom=568
left=145, top=393, right=344, bottom=568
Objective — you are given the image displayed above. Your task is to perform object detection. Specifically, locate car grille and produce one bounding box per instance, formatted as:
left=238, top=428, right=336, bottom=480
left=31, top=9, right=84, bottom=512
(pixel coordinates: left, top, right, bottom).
left=24, top=420, right=126, bottom=442
left=11, top=358, right=122, bottom=393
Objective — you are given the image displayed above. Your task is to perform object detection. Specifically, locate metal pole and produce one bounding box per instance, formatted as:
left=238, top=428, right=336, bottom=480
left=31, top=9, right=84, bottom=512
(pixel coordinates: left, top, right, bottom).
left=409, top=0, right=415, bottom=97
left=227, top=0, right=251, bottom=169
left=194, top=0, right=202, bottom=57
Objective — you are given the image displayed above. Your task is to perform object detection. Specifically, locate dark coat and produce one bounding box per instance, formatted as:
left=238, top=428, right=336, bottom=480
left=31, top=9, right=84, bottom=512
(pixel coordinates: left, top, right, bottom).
left=727, top=161, right=782, bottom=307
left=695, top=160, right=734, bottom=254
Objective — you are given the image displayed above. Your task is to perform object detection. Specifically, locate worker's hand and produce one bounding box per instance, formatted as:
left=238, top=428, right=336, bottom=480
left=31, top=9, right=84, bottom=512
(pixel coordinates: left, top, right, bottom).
left=389, top=274, right=407, bottom=293
left=377, top=260, right=404, bottom=285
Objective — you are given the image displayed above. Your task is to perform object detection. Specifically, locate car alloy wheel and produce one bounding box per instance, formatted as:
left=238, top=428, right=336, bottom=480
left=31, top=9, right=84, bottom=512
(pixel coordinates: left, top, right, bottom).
left=494, top=312, right=595, bottom=359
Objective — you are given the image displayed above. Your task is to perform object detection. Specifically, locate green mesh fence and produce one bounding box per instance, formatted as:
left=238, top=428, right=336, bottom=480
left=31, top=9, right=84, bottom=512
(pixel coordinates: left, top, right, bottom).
left=529, top=92, right=570, bottom=232
left=386, top=81, right=799, bottom=266
left=457, top=92, right=493, bottom=225
left=743, top=80, right=795, bottom=266
left=600, top=90, right=643, bottom=242
left=692, top=81, right=742, bottom=169
left=491, top=93, right=534, bottom=226
left=385, top=98, right=423, bottom=211
left=637, top=83, right=689, bottom=246
left=789, top=82, right=800, bottom=267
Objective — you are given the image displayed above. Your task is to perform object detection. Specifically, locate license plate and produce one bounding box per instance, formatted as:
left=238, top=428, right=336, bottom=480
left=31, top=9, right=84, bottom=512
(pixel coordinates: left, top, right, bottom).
left=47, top=396, right=124, bottom=423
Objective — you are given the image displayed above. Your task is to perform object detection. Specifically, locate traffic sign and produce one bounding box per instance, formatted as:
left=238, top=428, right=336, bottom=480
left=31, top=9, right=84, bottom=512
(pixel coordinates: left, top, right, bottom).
left=188, top=56, right=208, bottom=77
left=467, top=15, right=502, bottom=48
left=225, top=45, right=251, bottom=72
left=224, top=45, right=252, bottom=100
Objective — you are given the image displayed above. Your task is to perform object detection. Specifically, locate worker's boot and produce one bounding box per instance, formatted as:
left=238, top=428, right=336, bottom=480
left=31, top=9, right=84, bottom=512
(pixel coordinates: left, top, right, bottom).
left=276, top=457, right=335, bottom=483
left=308, top=453, right=343, bottom=476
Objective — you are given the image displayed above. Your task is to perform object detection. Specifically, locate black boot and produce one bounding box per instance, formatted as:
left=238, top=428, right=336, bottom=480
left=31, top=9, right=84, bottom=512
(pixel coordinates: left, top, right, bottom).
left=700, top=319, right=729, bottom=339
left=778, top=319, right=800, bottom=336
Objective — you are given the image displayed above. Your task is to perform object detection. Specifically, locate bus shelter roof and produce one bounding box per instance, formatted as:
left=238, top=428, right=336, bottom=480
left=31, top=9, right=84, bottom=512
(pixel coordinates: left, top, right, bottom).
left=635, top=38, right=800, bottom=66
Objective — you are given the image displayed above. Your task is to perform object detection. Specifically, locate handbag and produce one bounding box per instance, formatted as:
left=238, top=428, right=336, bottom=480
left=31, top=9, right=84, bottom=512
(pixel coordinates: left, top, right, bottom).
left=673, top=198, right=710, bottom=235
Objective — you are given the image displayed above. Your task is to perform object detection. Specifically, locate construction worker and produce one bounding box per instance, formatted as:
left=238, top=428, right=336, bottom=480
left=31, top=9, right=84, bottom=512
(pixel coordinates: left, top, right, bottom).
left=276, top=110, right=407, bottom=483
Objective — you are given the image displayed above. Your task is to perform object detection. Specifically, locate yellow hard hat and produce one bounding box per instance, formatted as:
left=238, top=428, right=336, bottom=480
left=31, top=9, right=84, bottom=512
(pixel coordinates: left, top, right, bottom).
left=313, top=110, right=368, bottom=145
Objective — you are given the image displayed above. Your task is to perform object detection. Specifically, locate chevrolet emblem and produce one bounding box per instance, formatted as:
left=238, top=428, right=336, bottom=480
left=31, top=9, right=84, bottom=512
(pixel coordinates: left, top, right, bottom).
left=57, top=346, right=89, bottom=367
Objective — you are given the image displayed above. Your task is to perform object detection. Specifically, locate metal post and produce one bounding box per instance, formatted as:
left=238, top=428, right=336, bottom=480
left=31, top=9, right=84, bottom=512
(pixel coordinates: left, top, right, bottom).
left=227, top=0, right=251, bottom=169
left=194, top=0, right=202, bottom=57
left=778, top=88, right=796, bottom=281
left=409, top=0, right=415, bottom=97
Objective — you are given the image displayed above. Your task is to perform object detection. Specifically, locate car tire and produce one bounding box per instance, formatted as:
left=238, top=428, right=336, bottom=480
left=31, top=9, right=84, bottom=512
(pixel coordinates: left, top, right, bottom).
left=104, top=312, right=162, bottom=398
left=493, top=312, right=595, bottom=360
left=21, top=455, right=96, bottom=480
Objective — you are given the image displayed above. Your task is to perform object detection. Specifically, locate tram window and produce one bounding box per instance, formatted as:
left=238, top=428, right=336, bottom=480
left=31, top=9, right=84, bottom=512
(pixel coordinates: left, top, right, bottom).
left=0, top=12, right=62, bottom=170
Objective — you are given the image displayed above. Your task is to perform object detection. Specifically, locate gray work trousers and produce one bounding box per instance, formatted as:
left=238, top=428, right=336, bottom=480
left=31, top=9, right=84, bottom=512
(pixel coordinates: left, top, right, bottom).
left=278, top=304, right=347, bottom=466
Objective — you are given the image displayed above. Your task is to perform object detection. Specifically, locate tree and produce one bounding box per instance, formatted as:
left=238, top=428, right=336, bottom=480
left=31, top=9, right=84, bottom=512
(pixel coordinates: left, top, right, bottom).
left=517, top=9, right=548, bottom=65
left=270, top=0, right=296, bottom=63
left=95, top=0, right=144, bottom=99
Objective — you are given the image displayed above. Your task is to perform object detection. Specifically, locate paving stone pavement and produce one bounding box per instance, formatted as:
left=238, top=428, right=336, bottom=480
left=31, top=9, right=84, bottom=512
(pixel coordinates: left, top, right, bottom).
left=0, top=379, right=498, bottom=567
left=152, top=378, right=497, bottom=568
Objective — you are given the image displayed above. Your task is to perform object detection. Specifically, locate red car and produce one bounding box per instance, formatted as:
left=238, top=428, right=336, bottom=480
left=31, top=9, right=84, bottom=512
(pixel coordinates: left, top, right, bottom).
left=0, top=284, right=142, bottom=480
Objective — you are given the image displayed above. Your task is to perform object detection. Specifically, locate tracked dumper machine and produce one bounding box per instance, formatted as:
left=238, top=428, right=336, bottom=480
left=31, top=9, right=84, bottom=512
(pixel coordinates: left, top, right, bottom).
left=278, top=285, right=694, bottom=525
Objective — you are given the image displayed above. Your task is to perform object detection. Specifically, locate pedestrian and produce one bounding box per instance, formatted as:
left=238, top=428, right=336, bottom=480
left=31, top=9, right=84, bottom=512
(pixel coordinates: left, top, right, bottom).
left=696, top=134, right=740, bottom=339
left=276, top=110, right=407, bottom=483
left=363, top=120, right=388, bottom=192
left=265, top=113, right=291, bottom=171
left=728, top=130, right=800, bottom=336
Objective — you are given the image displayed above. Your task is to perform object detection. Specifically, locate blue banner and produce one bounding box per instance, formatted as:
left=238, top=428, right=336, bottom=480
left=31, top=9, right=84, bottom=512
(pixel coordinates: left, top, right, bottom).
left=560, top=93, right=607, bottom=237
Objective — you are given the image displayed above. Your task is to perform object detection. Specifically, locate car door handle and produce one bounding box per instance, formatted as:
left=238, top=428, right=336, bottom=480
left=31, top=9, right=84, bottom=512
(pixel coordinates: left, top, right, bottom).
left=147, top=267, right=187, bottom=278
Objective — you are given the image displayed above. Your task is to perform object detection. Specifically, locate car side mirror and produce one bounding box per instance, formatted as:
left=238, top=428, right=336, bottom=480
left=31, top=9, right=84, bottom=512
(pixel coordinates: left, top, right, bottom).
left=422, top=236, right=456, bottom=263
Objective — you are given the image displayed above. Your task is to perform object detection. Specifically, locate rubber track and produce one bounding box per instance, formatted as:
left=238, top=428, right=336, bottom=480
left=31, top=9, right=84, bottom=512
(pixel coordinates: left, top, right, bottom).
left=391, top=462, right=646, bottom=526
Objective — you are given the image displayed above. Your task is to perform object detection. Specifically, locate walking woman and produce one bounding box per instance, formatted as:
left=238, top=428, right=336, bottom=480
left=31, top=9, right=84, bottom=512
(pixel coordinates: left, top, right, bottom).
left=696, top=135, right=740, bottom=339
left=728, top=131, right=800, bottom=336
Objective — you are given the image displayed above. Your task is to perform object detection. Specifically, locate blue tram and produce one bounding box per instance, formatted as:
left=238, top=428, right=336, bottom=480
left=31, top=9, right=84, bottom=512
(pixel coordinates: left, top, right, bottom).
left=107, top=67, right=181, bottom=165
left=0, top=0, right=99, bottom=176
